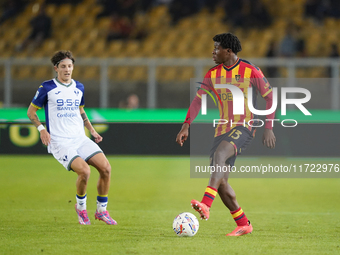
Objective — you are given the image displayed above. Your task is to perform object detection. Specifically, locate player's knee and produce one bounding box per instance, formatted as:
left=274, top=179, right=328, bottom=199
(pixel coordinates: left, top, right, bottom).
left=214, top=149, right=231, bottom=164
left=214, top=143, right=235, bottom=164
left=99, top=162, right=111, bottom=178
left=79, top=166, right=91, bottom=182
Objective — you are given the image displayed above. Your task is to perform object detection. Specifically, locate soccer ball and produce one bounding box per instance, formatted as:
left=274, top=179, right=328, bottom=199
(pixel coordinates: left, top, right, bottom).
left=173, top=212, right=199, bottom=237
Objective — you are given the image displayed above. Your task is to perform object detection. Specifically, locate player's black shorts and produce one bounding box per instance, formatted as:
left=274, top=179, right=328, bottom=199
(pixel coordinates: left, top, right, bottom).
left=210, top=126, right=255, bottom=167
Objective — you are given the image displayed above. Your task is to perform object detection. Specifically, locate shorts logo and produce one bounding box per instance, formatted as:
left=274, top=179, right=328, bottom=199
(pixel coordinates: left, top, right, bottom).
left=235, top=75, right=241, bottom=82
left=62, top=155, right=68, bottom=162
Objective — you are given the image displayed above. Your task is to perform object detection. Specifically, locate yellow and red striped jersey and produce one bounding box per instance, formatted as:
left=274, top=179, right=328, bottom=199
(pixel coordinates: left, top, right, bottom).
left=185, top=58, right=275, bottom=137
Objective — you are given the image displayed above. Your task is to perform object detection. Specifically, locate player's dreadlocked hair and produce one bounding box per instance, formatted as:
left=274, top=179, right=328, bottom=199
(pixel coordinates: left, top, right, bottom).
left=51, top=50, right=75, bottom=67
left=213, top=33, right=242, bottom=54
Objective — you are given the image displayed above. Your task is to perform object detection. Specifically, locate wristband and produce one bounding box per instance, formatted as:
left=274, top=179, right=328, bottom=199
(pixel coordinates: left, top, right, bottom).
left=37, top=125, right=45, bottom=132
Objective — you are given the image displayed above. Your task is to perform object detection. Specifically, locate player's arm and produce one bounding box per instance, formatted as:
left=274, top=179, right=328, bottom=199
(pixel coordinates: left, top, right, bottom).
left=252, top=70, right=276, bottom=149
left=27, top=104, right=51, bottom=146
left=176, top=76, right=212, bottom=146
left=80, top=106, right=102, bottom=143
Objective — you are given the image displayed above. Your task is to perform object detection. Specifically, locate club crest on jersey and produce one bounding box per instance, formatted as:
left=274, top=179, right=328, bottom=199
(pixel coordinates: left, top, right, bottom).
left=74, top=90, right=79, bottom=96
left=235, top=75, right=241, bottom=82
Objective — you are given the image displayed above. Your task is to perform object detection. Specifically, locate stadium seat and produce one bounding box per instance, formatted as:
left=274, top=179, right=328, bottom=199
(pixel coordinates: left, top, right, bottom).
left=157, top=66, right=179, bottom=82
left=34, top=66, right=53, bottom=80
left=124, top=41, right=141, bottom=57
left=107, top=41, right=124, bottom=57
left=34, top=41, right=57, bottom=58
left=130, top=66, right=148, bottom=81
left=13, top=66, right=33, bottom=80
left=82, top=66, right=100, bottom=80
left=112, top=67, right=130, bottom=81
left=89, top=39, right=107, bottom=58
left=45, top=4, right=57, bottom=17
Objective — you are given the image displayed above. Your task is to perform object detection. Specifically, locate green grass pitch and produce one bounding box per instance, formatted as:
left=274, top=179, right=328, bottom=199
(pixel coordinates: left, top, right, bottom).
left=0, top=155, right=339, bottom=255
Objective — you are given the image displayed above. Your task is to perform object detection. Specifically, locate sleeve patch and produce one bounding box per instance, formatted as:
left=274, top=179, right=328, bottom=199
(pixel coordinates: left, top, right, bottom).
left=34, top=91, right=39, bottom=99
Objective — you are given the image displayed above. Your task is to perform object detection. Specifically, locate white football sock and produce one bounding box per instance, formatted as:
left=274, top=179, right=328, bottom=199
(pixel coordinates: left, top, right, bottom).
left=97, top=200, right=108, bottom=213
left=76, top=195, right=87, bottom=211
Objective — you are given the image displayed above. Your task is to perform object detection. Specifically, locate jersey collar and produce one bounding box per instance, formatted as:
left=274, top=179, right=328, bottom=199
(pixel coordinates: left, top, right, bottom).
left=55, top=77, right=73, bottom=87
left=222, top=58, right=240, bottom=71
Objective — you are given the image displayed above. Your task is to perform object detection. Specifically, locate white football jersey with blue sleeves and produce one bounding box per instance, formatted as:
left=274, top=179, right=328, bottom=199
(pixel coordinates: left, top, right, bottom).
left=31, top=78, right=86, bottom=139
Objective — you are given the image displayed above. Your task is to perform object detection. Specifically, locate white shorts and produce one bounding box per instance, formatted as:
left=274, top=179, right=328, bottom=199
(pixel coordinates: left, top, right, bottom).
left=48, top=136, right=103, bottom=171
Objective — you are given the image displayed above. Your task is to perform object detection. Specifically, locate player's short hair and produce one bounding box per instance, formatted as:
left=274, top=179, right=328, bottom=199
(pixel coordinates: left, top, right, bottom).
left=213, top=33, right=242, bottom=54
left=51, top=50, right=75, bottom=67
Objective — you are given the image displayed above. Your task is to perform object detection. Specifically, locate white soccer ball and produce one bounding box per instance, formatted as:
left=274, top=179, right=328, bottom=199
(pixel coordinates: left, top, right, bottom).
left=173, top=212, right=199, bottom=237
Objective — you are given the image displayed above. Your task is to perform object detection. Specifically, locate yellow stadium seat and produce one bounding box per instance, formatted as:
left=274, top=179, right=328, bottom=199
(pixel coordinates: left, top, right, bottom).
left=34, top=66, right=53, bottom=80
left=56, top=4, right=73, bottom=18
left=113, top=67, right=130, bottom=81
left=89, top=39, right=107, bottom=57
left=131, top=67, right=148, bottom=81
left=82, top=66, right=100, bottom=80
left=74, top=40, right=92, bottom=57
left=178, top=67, right=194, bottom=82
left=46, top=4, right=57, bottom=17
left=14, top=66, right=33, bottom=80
left=59, top=40, right=75, bottom=52
left=124, top=41, right=141, bottom=57
left=74, top=4, right=89, bottom=17
left=107, top=41, right=125, bottom=57
left=157, top=66, right=179, bottom=82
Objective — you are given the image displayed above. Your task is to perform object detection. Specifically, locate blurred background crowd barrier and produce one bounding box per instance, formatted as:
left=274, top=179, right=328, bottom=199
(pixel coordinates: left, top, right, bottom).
left=0, top=57, right=340, bottom=109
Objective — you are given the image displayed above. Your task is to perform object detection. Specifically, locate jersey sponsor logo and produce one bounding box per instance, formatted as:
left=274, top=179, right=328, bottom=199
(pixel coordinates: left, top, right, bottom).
left=57, top=112, right=77, bottom=118
left=56, top=99, right=80, bottom=110
left=218, top=92, right=234, bottom=101
left=55, top=91, right=61, bottom=95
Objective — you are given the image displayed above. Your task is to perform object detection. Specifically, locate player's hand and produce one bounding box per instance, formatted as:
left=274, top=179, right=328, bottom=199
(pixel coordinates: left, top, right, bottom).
left=91, top=130, right=103, bottom=143
left=176, top=123, right=189, bottom=147
left=40, top=129, right=51, bottom=146
left=262, top=128, right=276, bottom=149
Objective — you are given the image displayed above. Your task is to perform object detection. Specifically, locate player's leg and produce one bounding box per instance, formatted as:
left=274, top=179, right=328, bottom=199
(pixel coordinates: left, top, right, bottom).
left=87, top=152, right=117, bottom=225
left=215, top=128, right=254, bottom=236
left=191, top=140, right=235, bottom=220
left=211, top=146, right=253, bottom=236
left=71, top=157, right=92, bottom=225
left=217, top=175, right=239, bottom=211
left=87, top=153, right=111, bottom=195
left=71, top=157, right=91, bottom=196
left=219, top=178, right=252, bottom=236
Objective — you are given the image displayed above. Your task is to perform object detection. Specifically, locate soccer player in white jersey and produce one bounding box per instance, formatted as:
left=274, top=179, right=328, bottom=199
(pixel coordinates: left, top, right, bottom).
left=27, top=50, right=117, bottom=225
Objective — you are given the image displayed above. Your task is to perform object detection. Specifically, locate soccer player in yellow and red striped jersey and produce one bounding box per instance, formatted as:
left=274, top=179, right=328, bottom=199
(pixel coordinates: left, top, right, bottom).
left=176, top=33, right=276, bottom=236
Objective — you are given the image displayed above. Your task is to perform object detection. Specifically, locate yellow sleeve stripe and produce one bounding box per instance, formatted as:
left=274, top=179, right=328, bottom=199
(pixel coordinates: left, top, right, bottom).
left=30, top=102, right=42, bottom=109
left=205, top=187, right=217, bottom=196
left=262, top=88, right=272, bottom=98
left=232, top=209, right=244, bottom=218
left=196, top=93, right=202, bottom=99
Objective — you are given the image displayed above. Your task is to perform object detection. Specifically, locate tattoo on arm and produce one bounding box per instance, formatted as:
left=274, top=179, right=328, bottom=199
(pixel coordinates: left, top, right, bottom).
left=81, top=112, right=89, bottom=124
left=28, top=112, right=41, bottom=128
